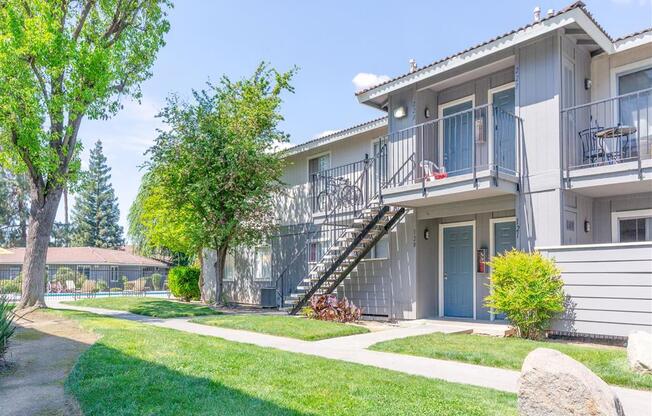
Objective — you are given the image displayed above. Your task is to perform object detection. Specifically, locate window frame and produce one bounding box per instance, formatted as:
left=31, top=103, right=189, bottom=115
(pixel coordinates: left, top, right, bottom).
left=223, top=252, right=235, bottom=282
left=611, top=209, right=652, bottom=243
left=363, top=234, right=390, bottom=261
left=253, top=245, right=272, bottom=282
left=306, top=151, right=331, bottom=182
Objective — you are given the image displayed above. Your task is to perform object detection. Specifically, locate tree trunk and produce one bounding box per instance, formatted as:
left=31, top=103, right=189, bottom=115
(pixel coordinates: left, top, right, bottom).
left=213, top=245, right=227, bottom=306
left=17, top=186, right=62, bottom=309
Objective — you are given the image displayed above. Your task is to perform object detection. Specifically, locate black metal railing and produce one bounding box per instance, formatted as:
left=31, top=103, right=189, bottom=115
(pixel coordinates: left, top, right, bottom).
left=379, top=104, right=522, bottom=196
left=561, top=87, right=651, bottom=175
left=0, top=264, right=168, bottom=301
left=271, top=144, right=389, bottom=306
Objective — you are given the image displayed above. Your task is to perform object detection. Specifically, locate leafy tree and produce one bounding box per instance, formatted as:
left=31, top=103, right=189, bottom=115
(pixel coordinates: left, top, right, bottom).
left=0, top=0, right=170, bottom=309
left=128, top=170, right=196, bottom=263
left=0, top=170, right=29, bottom=247
left=71, top=140, right=124, bottom=248
left=148, top=63, right=294, bottom=304
left=50, top=222, right=73, bottom=247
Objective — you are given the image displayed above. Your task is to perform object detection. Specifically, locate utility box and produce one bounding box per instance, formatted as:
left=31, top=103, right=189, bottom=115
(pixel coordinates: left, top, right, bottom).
left=260, top=287, right=277, bottom=308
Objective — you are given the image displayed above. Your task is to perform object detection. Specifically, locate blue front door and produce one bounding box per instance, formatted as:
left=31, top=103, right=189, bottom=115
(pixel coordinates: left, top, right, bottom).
left=443, top=225, right=474, bottom=318
left=493, top=220, right=516, bottom=320
left=491, top=88, right=516, bottom=173
left=442, top=100, right=473, bottom=176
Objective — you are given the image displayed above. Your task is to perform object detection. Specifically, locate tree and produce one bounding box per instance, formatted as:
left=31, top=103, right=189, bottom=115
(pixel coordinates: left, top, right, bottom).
left=128, top=170, right=195, bottom=265
left=71, top=140, right=124, bottom=248
left=148, top=63, right=294, bottom=304
left=0, top=170, right=29, bottom=247
left=0, top=1, right=170, bottom=309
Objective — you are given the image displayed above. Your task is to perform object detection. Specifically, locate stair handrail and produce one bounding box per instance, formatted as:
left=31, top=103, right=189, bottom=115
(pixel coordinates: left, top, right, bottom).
left=273, top=142, right=389, bottom=305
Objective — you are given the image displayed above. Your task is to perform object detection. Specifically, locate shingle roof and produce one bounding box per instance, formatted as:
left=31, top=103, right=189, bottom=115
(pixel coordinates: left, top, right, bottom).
left=614, top=27, right=652, bottom=43
left=0, top=247, right=168, bottom=267
left=355, top=1, right=612, bottom=97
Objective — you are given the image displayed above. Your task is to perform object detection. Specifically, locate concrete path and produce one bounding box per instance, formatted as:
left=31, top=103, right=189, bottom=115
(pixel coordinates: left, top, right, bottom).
left=48, top=300, right=652, bottom=415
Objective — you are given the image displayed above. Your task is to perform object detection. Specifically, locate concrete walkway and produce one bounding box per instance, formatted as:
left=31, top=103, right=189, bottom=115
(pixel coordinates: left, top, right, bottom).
left=48, top=300, right=652, bottom=415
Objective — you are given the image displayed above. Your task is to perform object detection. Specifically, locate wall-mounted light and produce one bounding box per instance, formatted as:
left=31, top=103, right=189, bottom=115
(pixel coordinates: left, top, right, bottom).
left=423, top=228, right=430, bottom=240
left=584, top=219, right=591, bottom=233
left=393, top=105, right=407, bottom=119
left=424, top=106, right=431, bottom=119
left=584, top=78, right=592, bottom=90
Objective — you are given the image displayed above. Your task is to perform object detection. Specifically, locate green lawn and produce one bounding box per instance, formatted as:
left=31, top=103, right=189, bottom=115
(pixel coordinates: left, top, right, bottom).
left=369, top=332, right=652, bottom=390
left=62, top=296, right=217, bottom=318
left=192, top=314, right=369, bottom=341
left=51, top=309, right=516, bottom=415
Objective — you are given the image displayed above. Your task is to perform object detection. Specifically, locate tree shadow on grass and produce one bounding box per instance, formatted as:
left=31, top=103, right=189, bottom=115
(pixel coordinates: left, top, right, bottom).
left=127, top=299, right=219, bottom=318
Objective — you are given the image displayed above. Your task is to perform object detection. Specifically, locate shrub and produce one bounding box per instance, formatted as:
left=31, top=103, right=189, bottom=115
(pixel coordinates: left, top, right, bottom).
left=81, top=280, right=98, bottom=293
left=168, top=266, right=200, bottom=302
left=302, top=294, right=362, bottom=323
left=150, top=273, right=163, bottom=291
left=0, top=277, right=21, bottom=295
left=110, top=287, right=123, bottom=292
left=96, top=280, right=108, bottom=292
left=485, top=250, right=565, bottom=340
left=0, top=295, right=15, bottom=363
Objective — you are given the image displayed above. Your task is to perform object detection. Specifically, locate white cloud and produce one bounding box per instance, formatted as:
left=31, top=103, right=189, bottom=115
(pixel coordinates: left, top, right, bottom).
left=609, top=0, right=651, bottom=5
left=352, top=72, right=391, bottom=92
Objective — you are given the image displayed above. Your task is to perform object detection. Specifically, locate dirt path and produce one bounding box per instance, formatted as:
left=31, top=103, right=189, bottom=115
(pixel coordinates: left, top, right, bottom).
left=0, top=310, right=98, bottom=416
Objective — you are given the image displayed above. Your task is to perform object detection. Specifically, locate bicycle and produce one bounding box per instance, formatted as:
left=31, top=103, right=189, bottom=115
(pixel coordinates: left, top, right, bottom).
left=315, top=174, right=363, bottom=213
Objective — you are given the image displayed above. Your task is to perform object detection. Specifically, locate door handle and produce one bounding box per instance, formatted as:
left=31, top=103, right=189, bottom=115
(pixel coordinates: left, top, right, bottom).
left=444, top=273, right=448, bottom=280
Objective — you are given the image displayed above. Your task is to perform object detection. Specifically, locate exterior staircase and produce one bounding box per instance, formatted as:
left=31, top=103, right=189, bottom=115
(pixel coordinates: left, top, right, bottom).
left=286, top=205, right=405, bottom=314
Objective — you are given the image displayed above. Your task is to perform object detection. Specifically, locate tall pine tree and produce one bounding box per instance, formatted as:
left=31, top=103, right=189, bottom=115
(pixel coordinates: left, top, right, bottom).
left=71, top=140, right=124, bottom=248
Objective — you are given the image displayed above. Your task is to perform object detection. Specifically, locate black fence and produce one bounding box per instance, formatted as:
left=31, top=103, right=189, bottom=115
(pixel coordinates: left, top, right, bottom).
left=0, top=264, right=168, bottom=300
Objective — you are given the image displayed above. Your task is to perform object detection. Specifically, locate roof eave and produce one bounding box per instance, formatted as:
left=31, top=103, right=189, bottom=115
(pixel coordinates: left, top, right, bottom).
left=357, top=8, right=613, bottom=106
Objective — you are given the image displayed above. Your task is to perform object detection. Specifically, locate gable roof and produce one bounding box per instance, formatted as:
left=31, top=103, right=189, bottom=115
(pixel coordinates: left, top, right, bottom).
left=355, top=1, right=620, bottom=104
left=284, top=116, right=387, bottom=157
left=0, top=247, right=168, bottom=267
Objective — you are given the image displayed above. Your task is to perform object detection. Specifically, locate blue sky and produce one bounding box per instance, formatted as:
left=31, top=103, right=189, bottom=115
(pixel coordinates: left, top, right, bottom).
left=65, top=0, right=652, bottom=234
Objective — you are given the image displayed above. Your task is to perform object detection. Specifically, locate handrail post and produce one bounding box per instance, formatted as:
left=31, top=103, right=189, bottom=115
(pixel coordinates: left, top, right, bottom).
left=421, top=125, right=426, bottom=196
left=472, top=108, right=477, bottom=186
left=637, top=91, right=642, bottom=179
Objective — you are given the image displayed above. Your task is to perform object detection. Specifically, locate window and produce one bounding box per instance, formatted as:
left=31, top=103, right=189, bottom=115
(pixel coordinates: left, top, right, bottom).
left=618, top=66, right=652, bottom=128
left=309, top=153, right=331, bottom=212
left=308, top=241, right=321, bottom=263
left=76, top=265, right=91, bottom=278
left=8, top=266, right=21, bottom=279
left=110, top=266, right=119, bottom=282
left=611, top=209, right=652, bottom=243
left=223, top=253, right=235, bottom=282
left=254, top=246, right=271, bottom=281
left=365, top=235, right=389, bottom=260
left=308, top=153, right=330, bottom=180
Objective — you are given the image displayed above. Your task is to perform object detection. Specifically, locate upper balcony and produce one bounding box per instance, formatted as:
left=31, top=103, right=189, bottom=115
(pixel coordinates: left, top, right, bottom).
left=561, top=88, right=652, bottom=197
left=377, top=104, right=523, bottom=207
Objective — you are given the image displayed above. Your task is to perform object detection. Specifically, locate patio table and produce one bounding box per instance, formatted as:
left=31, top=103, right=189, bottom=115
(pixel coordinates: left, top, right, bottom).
left=594, top=125, right=637, bottom=163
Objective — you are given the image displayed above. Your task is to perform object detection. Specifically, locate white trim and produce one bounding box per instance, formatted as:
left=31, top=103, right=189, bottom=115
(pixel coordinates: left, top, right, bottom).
left=614, top=30, right=652, bottom=53
left=306, top=151, right=331, bottom=182
left=488, top=83, right=516, bottom=168
left=438, top=95, right=475, bottom=169
left=253, top=245, right=272, bottom=282
left=222, top=252, right=236, bottom=282
left=357, top=8, right=613, bottom=106
left=610, top=58, right=652, bottom=98
left=488, top=217, right=516, bottom=321
left=438, top=220, right=476, bottom=319
left=286, top=117, right=387, bottom=157
left=610, top=209, right=652, bottom=243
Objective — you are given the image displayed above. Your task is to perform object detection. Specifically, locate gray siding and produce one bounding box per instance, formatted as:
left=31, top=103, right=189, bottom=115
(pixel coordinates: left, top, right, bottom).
left=540, top=243, right=652, bottom=338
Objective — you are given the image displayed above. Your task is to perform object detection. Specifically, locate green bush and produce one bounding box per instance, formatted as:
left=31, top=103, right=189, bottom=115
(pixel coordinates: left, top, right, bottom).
left=96, top=280, right=108, bottom=292
left=150, top=273, right=163, bottom=291
left=0, top=295, right=15, bottom=362
left=168, top=266, right=200, bottom=302
left=485, top=250, right=565, bottom=340
left=0, top=277, right=21, bottom=295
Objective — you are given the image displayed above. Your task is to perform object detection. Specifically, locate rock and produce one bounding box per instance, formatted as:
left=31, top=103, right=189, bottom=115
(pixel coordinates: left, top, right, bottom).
left=627, top=331, right=652, bottom=374
left=518, top=348, right=625, bottom=416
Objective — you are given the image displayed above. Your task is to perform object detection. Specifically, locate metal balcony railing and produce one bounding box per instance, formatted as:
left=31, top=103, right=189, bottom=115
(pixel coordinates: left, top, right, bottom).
left=561, top=88, right=652, bottom=176
left=377, top=103, right=522, bottom=196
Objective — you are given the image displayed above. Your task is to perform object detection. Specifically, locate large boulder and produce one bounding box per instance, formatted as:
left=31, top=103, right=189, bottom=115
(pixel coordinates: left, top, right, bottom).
left=518, top=348, right=625, bottom=416
left=627, top=331, right=652, bottom=374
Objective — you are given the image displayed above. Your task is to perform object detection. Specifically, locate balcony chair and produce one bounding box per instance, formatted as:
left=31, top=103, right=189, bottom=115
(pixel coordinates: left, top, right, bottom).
left=578, top=126, right=604, bottom=166
left=420, top=160, right=448, bottom=181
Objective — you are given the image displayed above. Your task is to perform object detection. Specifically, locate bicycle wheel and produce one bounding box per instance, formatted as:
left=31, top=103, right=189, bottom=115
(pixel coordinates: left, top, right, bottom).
left=317, top=191, right=334, bottom=212
left=341, top=185, right=364, bottom=208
